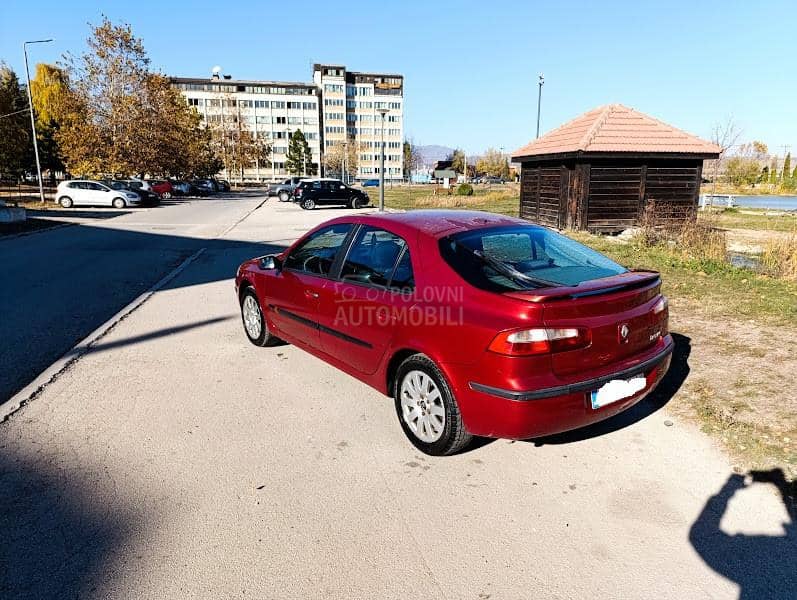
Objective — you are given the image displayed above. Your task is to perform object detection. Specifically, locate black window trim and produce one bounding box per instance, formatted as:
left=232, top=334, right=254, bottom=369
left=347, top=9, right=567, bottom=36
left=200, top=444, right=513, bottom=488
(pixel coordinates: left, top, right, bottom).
left=283, top=222, right=357, bottom=280
left=333, top=224, right=415, bottom=293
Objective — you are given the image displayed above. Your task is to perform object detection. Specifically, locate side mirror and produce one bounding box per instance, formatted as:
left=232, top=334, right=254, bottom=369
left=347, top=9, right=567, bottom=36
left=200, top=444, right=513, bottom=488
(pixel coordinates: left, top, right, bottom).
left=259, top=255, right=281, bottom=271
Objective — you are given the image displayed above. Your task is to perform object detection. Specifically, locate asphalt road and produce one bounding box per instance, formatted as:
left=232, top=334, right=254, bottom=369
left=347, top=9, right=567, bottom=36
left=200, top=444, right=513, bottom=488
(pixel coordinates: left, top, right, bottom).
left=0, top=194, right=265, bottom=402
left=1, top=198, right=794, bottom=599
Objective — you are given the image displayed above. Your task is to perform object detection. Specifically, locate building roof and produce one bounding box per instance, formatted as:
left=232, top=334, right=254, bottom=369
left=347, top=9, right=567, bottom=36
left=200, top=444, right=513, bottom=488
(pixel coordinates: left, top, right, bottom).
left=512, top=104, right=721, bottom=160
left=169, top=76, right=316, bottom=89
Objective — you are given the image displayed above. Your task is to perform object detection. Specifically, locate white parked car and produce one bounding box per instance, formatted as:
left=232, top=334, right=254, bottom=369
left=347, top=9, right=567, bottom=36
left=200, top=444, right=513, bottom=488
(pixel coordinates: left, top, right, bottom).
left=56, top=180, right=141, bottom=208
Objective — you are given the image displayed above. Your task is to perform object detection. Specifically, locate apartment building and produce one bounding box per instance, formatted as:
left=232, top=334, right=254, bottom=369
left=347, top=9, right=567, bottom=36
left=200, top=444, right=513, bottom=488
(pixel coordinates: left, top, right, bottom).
left=170, top=64, right=403, bottom=181
left=170, top=76, right=321, bottom=180
left=313, top=64, right=404, bottom=181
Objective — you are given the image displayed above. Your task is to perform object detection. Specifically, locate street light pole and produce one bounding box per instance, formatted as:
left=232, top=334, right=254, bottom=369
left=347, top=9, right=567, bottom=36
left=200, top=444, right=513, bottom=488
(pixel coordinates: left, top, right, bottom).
left=536, top=73, right=544, bottom=139
left=377, top=108, right=388, bottom=211
left=23, top=39, right=53, bottom=204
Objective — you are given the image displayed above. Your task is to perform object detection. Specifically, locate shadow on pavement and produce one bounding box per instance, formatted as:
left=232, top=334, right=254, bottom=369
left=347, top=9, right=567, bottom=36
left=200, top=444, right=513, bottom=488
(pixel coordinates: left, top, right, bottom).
left=0, top=446, right=139, bottom=598
left=689, top=469, right=796, bottom=599
left=27, top=208, right=132, bottom=219
left=527, top=332, right=691, bottom=446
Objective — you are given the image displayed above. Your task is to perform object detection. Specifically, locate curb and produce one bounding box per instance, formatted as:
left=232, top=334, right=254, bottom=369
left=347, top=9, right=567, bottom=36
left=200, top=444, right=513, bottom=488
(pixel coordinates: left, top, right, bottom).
left=0, top=247, right=206, bottom=423
left=0, top=221, right=77, bottom=242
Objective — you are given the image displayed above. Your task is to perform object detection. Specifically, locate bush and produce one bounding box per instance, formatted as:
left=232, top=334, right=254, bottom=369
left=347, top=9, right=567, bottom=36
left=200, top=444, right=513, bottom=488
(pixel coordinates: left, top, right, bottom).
left=455, top=183, right=474, bottom=196
left=761, top=235, right=797, bottom=280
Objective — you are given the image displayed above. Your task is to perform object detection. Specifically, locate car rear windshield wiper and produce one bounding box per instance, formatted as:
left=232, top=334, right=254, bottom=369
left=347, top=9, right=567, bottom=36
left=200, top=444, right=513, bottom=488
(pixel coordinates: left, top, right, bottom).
left=453, top=241, right=559, bottom=289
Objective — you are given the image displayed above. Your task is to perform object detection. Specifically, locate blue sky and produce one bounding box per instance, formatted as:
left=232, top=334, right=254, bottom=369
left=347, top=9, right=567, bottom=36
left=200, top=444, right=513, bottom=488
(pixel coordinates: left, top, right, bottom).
left=1, top=0, right=795, bottom=155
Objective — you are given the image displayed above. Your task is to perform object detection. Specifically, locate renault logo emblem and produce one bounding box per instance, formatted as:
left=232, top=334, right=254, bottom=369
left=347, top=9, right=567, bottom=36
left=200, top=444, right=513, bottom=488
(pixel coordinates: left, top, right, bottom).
left=619, top=324, right=630, bottom=342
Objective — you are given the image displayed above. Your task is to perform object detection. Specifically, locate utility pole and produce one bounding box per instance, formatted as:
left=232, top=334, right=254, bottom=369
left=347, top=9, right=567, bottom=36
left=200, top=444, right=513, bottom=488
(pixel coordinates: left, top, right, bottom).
left=377, top=108, right=388, bottom=211
left=23, top=39, right=53, bottom=204
left=536, top=73, right=544, bottom=139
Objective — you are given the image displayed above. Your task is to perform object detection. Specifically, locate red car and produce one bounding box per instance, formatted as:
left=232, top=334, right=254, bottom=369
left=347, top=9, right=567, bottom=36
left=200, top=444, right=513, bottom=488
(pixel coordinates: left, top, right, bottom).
left=147, top=180, right=173, bottom=199
left=235, top=211, right=672, bottom=455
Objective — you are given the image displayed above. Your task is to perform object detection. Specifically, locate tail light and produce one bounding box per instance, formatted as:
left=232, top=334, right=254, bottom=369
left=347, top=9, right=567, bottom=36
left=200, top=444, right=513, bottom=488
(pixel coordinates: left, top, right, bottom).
left=294, top=188, right=302, bottom=197
left=652, top=296, right=669, bottom=335
left=488, top=327, right=591, bottom=356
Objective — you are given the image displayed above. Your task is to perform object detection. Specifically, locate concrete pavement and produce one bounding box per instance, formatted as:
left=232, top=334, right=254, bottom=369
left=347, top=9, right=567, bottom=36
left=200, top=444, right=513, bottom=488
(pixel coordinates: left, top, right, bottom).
left=1, top=198, right=794, bottom=599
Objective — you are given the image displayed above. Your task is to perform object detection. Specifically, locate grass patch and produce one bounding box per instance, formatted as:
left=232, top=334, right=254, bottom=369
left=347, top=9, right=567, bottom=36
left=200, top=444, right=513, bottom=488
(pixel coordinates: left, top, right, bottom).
left=687, top=378, right=797, bottom=479
left=706, top=208, right=797, bottom=232
left=384, top=184, right=518, bottom=216
left=761, top=234, right=797, bottom=280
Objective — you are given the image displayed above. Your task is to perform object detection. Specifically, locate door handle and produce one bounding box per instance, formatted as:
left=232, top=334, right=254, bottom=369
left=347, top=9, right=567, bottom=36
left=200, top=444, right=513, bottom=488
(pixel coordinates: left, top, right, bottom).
left=304, top=289, right=319, bottom=299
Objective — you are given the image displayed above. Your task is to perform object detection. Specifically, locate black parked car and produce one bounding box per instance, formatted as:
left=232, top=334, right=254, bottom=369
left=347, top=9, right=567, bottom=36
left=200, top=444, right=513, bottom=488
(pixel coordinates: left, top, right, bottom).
left=217, top=179, right=231, bottom=192
left=293, top=179, right=369, bottom=210
left=101, top=180, right=161, bottom=206
left=190, top=179, right=216, bottom=196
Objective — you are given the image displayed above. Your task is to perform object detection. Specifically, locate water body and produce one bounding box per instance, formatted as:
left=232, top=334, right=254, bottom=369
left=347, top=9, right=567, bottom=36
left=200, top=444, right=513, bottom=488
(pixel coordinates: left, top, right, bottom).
left=703, top=194, right=797, bottom=210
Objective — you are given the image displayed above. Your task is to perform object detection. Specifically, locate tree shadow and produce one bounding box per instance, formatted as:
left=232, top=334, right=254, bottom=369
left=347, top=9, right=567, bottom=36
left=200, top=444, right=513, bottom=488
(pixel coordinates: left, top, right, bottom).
left=526, top=333, right=691, bottom=446
left=0, top=446, right=140, bottom=598
left=689, top=469, right=796, bottom=599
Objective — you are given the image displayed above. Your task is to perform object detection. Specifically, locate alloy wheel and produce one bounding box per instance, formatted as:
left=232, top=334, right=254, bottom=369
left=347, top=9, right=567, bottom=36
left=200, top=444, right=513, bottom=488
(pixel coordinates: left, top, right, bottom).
left=242, top=295, right=263, bottom=339
left=400, top=370, right=445, bottom=443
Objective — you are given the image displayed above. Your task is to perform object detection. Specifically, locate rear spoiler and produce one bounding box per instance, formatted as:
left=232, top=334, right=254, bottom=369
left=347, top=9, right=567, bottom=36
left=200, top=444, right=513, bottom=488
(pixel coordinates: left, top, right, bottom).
left=504, top=271, right=661, bottom=303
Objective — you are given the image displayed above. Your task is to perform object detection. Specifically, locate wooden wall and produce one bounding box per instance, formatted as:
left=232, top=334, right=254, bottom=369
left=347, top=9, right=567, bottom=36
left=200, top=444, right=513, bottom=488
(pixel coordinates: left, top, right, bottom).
left=519, top=157, right=703, bottom=232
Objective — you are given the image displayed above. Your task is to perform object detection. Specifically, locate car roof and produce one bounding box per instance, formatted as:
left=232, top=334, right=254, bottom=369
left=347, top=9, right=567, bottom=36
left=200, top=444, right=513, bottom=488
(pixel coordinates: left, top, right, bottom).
left=324, top=210, right=533, bottom=238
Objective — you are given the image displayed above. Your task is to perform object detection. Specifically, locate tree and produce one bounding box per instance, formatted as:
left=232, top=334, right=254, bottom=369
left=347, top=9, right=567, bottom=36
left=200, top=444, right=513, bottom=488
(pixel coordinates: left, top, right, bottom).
left=403, top=139, right=421, bottom=182
left=285, top=129, right=315, bottom=176
left=475, top=147, right=509, bottom=179
left=770, top=158, right=779, bottom=184
left=30, top=63, right=69, bottom=178
left=323, top=138, right=358, bottom=180
left=448, top=148, right=465, bottom=173
left=708, top=116, right=742, bottom=200
left=782, top=152, right=791, bottom=181
left=0, top=63, right=31, bottom=177
left=724, top=141, right=769, bottom=188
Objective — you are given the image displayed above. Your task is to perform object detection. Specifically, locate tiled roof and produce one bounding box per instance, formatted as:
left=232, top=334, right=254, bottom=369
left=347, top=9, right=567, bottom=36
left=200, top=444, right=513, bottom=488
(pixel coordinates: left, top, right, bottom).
left=512, top=104, right=721, bottom=159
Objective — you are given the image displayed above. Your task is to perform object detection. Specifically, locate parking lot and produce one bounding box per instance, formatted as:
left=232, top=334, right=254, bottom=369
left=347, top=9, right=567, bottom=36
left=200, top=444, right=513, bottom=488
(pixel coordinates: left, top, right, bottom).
left=1, top=194, right=795, bottom=599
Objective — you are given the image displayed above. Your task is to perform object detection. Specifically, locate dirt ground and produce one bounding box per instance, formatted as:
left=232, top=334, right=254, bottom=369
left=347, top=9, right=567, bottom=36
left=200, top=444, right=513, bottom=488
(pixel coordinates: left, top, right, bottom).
left=667, top=297, right=797, bottom=478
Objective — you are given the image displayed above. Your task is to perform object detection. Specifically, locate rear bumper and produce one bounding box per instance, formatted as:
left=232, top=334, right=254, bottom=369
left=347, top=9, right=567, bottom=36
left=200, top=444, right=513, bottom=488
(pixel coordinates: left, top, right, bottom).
left=447, top=336, right=674, bottom=439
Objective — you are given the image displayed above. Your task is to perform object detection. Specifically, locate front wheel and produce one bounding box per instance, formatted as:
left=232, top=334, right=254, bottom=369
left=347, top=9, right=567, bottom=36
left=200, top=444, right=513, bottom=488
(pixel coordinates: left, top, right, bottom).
left=163, top=192, right=172, bottom=199
left=301, top=198, right=315, bottom=210
left=240, top=288, right=281, bottom=347
left=112, top=197, right=126, bottom=209
left=394, top=354, right=472, bottom=456
left=59, top=196, right=73, bottom=208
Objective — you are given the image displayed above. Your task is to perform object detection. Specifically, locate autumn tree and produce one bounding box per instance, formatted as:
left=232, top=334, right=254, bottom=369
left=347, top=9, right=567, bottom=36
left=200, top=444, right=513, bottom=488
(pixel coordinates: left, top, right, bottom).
left=0, top=63, right=31, bottom=177
left=323, top=138, right=358, bottom=180
left=30, top=63, right=69, bottom=178
left=782, top=152, right=791, bottom=181
left=448, top=148, right=465, bottom=173
left=476, top=147, right=510, bottom=179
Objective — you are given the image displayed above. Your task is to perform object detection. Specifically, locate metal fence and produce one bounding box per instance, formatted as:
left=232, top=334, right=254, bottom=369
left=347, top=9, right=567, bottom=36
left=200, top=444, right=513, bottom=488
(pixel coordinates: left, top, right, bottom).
left=0, top=179, right=59, bottom=204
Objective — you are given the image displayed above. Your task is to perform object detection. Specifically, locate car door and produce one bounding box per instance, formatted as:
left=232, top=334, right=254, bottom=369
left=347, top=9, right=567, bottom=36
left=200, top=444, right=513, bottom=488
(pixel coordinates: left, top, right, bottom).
left=87, top=182, right=111, bottom=205
left=317, top=225, right=417, bottom=374
left=69, top=182, right=87, bottom=206
left=266, top=223, right=354, bottom=348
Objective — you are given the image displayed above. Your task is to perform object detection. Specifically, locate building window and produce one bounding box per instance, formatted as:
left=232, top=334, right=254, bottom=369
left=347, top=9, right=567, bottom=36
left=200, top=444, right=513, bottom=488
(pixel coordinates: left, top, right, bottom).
left=324, top=112, right=344, bottom=121
left=287, top=117, right=301, bottom=124
left=273, top=146, right=287, bottom=154
left=388, top=141, right=401, bottom=149
left=255, top=100, right=267, bottom=108
left=302, top=102, right=316, bottom=110
left=388, top=115, right=400, bottom=122
left=187, top=98, right=202, bottom=107
left=324, top=84, right=343, bottom=93
left=207, top=99, right=220, bottom=108
left=303, top=117, right=317, bottom=125
left=271, top=101, right=285, bottom=109
left=304, top=132, right=317, bottom=140
left=287, top=101, right=301, bottom=109
left=388, top=129, right=400, bottom=136
left=325, top=126, right=345, bottom=134
left=389, top=102, right=401, bottom=110
left=324, top=98, right=344, bottom=106
left=274, top=116, right=286, bottom=124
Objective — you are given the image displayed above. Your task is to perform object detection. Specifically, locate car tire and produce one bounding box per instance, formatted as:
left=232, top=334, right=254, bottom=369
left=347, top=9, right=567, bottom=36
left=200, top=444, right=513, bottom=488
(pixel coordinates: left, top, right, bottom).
left=394, top=354, right=472, bottom=456
left=279, top=191, right=290, bottom=202
left=59, top=196, right=73, bottom=208
left=163, top=192, right=172, bottom=199
left=112, top=197, right=126, bottom=209
left=240, top=287, right=281, bottom=347
left=350, top=195, right=368, bottom=209
left=301, top=198, right=315, bottom=210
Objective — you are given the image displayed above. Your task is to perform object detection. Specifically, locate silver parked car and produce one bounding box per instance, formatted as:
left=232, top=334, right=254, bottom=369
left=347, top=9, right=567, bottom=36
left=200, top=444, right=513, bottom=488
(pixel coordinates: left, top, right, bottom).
left=56, top=180, right=141, bottom=208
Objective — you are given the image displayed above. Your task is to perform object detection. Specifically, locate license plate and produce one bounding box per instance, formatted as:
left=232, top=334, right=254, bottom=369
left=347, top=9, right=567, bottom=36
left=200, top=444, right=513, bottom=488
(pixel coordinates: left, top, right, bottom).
left=590, top=376, right=647, bottom=409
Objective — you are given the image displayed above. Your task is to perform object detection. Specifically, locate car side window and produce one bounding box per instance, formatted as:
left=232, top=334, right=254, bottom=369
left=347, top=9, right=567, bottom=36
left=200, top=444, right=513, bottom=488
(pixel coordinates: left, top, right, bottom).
left=389, top=249, right=415, bottom=292
left=340, top=226, right=408, bottom=288
left=283, top=224, right=353, bottom=276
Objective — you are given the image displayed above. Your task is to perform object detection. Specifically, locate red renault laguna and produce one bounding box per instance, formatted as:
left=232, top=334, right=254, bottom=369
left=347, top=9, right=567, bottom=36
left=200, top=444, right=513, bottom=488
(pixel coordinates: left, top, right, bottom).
left=235, top=210, right=671, bottom=455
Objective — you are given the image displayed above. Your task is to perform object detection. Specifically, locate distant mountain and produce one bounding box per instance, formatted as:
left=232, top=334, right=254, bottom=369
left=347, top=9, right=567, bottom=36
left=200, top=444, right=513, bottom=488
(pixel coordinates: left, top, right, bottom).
left=416, top=145, right=454, bottom=167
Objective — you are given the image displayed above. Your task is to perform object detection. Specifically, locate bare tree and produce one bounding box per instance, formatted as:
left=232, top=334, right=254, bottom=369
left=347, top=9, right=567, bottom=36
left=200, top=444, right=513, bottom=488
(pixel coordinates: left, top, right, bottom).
left=708, top=116, right=742, bottom=203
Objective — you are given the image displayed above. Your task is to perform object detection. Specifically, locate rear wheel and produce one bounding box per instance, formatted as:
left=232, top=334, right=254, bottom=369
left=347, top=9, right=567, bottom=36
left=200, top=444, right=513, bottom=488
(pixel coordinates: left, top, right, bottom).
left=59, top=196, right=73, bottom=208
left=112, top=197, right=126, bottom=209
left=279, top=191, right=290, bottom=202
left=163, top=192, right=172, bottom=199
left=240, top=287, right=281, bottom=347
left=301, top=197, right=315, bottom=210
left=349, top=195, right=368, bottom=209
left=394, top=354, right=472, bottom=456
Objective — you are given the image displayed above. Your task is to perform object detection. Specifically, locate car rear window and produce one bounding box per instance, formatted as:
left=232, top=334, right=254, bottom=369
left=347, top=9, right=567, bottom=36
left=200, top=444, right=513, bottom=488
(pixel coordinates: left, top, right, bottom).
left=439, top=225, right=626, bottom=291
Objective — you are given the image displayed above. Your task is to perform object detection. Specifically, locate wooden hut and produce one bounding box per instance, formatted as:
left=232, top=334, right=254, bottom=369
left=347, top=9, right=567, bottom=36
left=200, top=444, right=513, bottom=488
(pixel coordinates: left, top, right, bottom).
left=511, top=104, right=721, bottom=232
